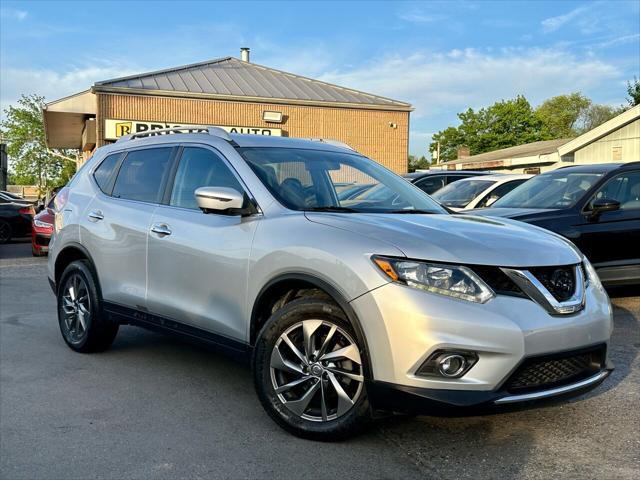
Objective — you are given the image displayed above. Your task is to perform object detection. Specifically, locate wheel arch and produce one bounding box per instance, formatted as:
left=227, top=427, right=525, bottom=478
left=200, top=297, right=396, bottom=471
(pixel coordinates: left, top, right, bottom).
left=54, top=243, right=101, bottom=297
left=249, top=273, right=371, bottom=370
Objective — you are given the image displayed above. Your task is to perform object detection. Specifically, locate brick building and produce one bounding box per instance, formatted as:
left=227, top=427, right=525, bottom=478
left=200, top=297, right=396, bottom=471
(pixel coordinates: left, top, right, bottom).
left=43, top=49, right=412, bottom=172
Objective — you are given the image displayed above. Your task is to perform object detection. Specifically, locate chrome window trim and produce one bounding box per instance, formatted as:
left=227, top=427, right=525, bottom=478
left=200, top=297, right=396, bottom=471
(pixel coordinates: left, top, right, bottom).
left=501, top=264, right=585, bottom=315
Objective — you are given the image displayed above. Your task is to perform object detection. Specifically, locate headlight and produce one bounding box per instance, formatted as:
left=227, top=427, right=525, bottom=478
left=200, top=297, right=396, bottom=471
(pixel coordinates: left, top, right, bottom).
left=372, top=256, right=495, bottom=303
left=583, top=256, right=605, bottom=293
left=34, top=219, right=53, bottom=228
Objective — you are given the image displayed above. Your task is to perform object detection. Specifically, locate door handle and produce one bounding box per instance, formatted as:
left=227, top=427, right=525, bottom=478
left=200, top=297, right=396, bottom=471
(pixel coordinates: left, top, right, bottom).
left=150, top=223, right=172, bottom=236
left=88, top=210, right=104, bottom=222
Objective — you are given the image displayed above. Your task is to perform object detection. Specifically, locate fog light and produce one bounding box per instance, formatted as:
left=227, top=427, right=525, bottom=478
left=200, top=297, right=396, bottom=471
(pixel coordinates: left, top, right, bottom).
left=437, top=354, right=467, bottom=377
left=416, top=350, right=478, bottom=379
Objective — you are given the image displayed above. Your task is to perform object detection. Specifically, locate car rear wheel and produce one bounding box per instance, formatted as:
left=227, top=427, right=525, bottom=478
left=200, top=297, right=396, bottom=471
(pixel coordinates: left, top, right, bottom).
left=0, top=220, right=12, bottom=244
left=253, top=297, right=371, bottom=440
left=57, top=260, right=119, bottom=353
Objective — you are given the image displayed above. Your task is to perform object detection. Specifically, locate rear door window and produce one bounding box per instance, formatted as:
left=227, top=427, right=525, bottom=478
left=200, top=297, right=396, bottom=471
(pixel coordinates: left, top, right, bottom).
left=112, top=148, right=173, bottom=203
left=93, top=153, right=123, bottom=194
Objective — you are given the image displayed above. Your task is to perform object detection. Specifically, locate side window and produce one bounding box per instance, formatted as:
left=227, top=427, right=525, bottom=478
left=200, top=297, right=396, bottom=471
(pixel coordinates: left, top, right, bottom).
left=445, top=175, right=469, bottom=185
left=415, top=176, right=445, bottom=194
left=112, top=148, right=173, bottom=203
left=588, top=171, right=640, bottom=211
left=170, top=147, right=244, bottom=210
left=93, top=153, right=122, bottom=194
left=477, top=179, right=528, bottom=208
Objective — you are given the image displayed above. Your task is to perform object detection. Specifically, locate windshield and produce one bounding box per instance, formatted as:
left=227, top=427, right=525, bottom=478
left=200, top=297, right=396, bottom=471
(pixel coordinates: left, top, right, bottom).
left=431, top=179, right=495, bottom=208
left=492, top=171, right=603, bottom=209
left=238, top=147, right=446, bottom=214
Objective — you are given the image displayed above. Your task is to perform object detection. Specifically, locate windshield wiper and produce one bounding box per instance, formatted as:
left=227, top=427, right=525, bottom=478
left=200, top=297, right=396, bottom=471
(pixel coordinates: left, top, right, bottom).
left=305, top=206, right=359, bottom=213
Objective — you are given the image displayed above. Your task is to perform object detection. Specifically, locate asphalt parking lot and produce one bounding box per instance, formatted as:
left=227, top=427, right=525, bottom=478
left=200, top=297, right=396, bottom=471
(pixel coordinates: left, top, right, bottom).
left=1, top=241, right=639, bottom=480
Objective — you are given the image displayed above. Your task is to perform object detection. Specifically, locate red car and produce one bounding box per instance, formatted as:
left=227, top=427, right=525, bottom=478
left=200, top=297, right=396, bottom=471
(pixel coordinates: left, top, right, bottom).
left=31, top=197, right=55, bottom=256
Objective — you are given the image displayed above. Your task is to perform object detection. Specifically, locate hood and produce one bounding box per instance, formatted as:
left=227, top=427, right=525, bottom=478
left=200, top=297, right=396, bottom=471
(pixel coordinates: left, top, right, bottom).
left=467, top=207, right=559, bottom=219
left=305, top=212, right=580, bottom=267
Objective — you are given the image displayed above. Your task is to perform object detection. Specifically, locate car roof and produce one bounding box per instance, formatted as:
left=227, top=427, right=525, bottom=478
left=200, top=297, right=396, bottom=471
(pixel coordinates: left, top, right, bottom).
left=104, top=131, right=361, bottom=156
left=403, top=170, right=491, bottom=179
left=454, top=173, right=533, bottom=182
left=552, top=163, right=634, bottom=174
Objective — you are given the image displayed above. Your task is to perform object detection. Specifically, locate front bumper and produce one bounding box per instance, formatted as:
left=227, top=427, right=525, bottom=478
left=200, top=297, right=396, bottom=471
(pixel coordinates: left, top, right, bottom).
left=350, top=279, right=613, bottom=396
left=368, top=368, right=611, bottom=414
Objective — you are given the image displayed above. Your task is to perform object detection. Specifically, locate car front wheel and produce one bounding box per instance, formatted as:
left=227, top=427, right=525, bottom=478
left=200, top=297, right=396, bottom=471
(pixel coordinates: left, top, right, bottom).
left=253, top=297, right=371, bottom=440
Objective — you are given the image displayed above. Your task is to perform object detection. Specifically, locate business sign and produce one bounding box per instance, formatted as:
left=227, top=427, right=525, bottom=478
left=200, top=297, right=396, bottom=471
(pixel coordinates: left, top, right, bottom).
left=104, top=119, right=282, bottom=140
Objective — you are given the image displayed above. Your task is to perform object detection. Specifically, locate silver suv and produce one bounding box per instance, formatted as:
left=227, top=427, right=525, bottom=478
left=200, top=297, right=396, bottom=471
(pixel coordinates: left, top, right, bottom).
left=48, top=128, right=613, bottom=439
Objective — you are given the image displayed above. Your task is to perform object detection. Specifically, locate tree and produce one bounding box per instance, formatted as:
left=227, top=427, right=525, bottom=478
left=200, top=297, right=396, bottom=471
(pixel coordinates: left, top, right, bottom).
left=535, top=93, right=592, bottom=138
left=581, top=104, right=622, bottom=131
left=430, top=95, right=547, bottom=162
left=626, top=77, right=640, bottom=107
left=0, top=94, right=77, bottom=193
left=408, top=154, right=430, bottom=171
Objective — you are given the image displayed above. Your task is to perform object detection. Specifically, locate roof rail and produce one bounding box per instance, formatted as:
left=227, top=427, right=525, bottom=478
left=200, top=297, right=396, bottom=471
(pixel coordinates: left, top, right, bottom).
left=307, top=138, right=355, bottom=151
left=116, top=126, right=233, bottom=143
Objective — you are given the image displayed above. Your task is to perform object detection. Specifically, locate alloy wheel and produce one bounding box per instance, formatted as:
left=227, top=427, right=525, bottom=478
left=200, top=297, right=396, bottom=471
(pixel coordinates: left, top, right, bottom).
left=61, top=273, right=91, bottom=344
left=270, top=320, right=364, bottom=422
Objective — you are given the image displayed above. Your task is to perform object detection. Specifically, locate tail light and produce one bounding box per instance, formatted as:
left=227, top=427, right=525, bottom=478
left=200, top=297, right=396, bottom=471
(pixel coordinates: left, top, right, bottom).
left=54, top=187, right=70, bottom=211
left=19, top=206, right=35, bottom=215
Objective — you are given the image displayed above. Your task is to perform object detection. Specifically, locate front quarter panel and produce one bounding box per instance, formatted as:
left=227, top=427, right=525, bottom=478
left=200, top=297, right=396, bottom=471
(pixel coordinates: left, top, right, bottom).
left=247, top=212, right=403, bottom=337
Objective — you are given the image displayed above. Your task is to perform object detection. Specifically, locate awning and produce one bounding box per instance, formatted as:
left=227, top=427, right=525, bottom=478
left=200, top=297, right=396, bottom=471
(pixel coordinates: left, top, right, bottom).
left=43, top=90, right=96, bottom=149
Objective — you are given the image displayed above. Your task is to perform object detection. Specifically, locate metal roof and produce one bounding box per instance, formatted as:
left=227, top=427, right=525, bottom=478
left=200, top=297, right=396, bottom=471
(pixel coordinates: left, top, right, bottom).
left=94, top=57, right=412, bottom=111
left=442, top=138, right=573, bottom=165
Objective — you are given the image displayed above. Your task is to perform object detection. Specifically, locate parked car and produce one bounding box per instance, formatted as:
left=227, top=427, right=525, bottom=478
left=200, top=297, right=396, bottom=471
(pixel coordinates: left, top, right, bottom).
left=431, top=174, right=532, bottom=211
left=404, top=170, right=492, bottom=195
left=32, top=196, right=55, bottom=256
left=470, top=162, right=640, bottom=286
left=48, top=128, right=612, bottom=440
left=0, top=191, right=33, bottom=206
left=0, top=198, right=34, bottom=244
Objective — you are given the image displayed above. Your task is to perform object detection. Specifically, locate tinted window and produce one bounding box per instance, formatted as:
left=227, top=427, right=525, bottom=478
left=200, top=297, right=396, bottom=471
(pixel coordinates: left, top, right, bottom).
left=112, top=148, right=173, bottom=203
left=588, top=171, right=640, bottom=211
left=493, top=171, right=603, bottom=209
left=415, top=176, right=445, bottom=194
left=93, top=153, right=122, bottom=194
left=477, top=179, right=529, bottom=208
left=431, top=179, right=495, bottom=208
left=170, top=147, right=244, bottom=210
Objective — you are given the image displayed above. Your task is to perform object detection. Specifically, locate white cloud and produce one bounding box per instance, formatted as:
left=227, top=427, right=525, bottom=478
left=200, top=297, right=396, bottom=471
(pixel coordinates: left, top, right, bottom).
left=0, top=63, right=139, bottom=117
left=541, top=6, right=589, bottom=33
left=0, top=7, right=28, bottom=21
left=319, top=47, right=619, bottom=118
left=318, top=47, right=620, bottom=154
left=397, top=11, right=448, bottom=23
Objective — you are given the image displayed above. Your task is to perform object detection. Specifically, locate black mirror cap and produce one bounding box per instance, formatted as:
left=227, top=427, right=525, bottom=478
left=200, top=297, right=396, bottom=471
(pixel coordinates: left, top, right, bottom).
left=592, top=198, right=620, bottom=213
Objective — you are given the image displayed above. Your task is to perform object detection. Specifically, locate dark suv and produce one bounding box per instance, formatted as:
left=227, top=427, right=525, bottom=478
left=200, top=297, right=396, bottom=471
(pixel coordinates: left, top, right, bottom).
left=471, top=162, right=640, bottom=286
left=403, top=170, right=491, bottom=195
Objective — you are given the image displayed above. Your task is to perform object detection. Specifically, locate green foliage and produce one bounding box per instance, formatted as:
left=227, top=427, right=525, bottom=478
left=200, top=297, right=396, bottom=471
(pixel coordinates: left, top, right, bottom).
left=430, top=95, right=548, bottom=162
left=0, top=94, right=77, bottom=193
left=408, top=154, right=430, bottom=172
left=627, top=77, right=640, bottom=107
left=536, top=93, right=592, bottom=138
left=429, top=91, right=627, bottom=162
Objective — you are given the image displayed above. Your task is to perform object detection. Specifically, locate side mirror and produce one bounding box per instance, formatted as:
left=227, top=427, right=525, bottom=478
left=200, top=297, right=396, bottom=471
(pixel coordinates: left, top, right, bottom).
left=195, top=187, right=246, bottom=215
left=590, top=198, right=620, bottom=219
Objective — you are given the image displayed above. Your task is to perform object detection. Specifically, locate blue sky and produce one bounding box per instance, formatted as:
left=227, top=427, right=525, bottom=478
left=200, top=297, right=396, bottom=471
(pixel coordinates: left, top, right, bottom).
left=1, top=0, right=639, bottom=156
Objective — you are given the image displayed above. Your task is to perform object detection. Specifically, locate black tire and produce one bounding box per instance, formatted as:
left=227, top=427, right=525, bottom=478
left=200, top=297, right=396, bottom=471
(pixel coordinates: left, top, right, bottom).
left=0, top=220, right=12, bottom=244
left=57, top=260, right=118, bottom=353
left=253, top=297, right=372, bottom=440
